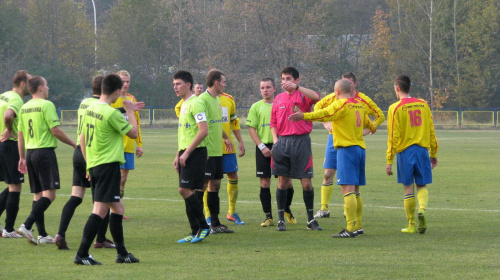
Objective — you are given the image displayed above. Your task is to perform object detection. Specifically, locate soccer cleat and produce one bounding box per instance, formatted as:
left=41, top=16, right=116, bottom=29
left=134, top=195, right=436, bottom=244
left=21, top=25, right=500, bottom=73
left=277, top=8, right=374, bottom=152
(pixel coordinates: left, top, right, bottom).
left=74, top=254, right=102, bottom=265
left=260, top=218, right=274, bottom=227
left=116, top=253, right=140, bottom=263
left=191, top=228, right=210, bottom=243
left=94, top=238, right=116, bottom=248
left=55, top=234, right=69, bottom=250
left=401, top=226, right=417, bottom=233
left=206, top=217, right=212, bottom=226
left=418, top=209, right=427, bottom=234
left=2, top=229, right=22, bottom=238
left=17, top=224, right=37, bottom=245
left=332, top=229, right=358, bottom=238
left=276, top=220, right=286, bottom=231
left=210, top=224, right=234, bottom=234
left=226, top=213, right=245, bottom=225
left=38, top=235, right=55, bottom=244
left=177, top=234, right=194, bottom=243
left=314, top=209, right=331, bottom=219
left=306, top=219, right=323, bottom=231
left=284, top=211, right=297, bottom=224
left=354, top=228, right=364, bottom=236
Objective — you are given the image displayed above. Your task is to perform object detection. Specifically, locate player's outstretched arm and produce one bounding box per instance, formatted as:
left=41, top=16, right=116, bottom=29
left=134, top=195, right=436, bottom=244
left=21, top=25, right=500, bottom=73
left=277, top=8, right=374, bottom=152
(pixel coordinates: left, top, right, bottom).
left=17, top=131, right=27, bottom=174
left=51, top=126, right=76, bottom=149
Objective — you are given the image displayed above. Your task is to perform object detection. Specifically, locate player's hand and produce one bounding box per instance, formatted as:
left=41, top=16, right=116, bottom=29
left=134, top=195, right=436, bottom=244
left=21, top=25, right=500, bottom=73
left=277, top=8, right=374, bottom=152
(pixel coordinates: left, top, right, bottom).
left=288, top=111, right=304, bottom=122
left=179, top=152, right=189, bottom=168
left=363, top=128, right=372, bottom=136
left=261, top=147, right=272, bottom=158
left=238, top=142, right=245, bottom=157
left=282, top=81, right=298, bottom=92
left=18, top=159, right=27, bottom=174
left=430, top=157, right=438, bottom=169
left=386, top=164, right=393, bottom=176
left=173, top=157, right=179, bottom=173
left=322, top=122, right=332, bottom=133
left=123, top=99, right=135, bottom=112
left=224, top=139, right=234, bottom=153
left=0, top=129, right=15, bottom=142
left=134, top=101, right=145, bottom=111
left=86, top=172, right=90, bottom=181
left=136, top=147, right=143, bottom=158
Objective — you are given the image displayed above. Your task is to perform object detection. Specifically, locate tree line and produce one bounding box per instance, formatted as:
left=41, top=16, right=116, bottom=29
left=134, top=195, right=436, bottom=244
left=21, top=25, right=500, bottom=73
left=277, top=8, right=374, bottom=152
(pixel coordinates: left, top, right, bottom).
left=0, top=0, right=498, bottom=109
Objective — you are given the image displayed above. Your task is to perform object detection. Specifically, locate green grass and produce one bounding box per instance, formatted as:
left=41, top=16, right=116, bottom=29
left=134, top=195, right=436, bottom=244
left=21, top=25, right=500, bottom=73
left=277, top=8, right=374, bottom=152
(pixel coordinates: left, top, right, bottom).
left=1, top=128, right=499, bottom=279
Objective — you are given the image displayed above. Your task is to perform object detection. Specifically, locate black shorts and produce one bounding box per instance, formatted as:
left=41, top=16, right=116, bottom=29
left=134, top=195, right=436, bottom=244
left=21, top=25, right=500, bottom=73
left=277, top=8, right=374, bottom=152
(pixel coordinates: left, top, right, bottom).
left=204, top=156, right=223, bottom=180
left=26, top=148, right=60, bottom=193
left=89, top=162, right=121, bottom=203
left=271, top=134, right=314, bottom=179
left=0, top=140, right=24, bottom=184
left=72, top=145, right=90, bottom=188
left=179, top=147, right=207, bottom=190
left=255, top=143, right=273, bottom=178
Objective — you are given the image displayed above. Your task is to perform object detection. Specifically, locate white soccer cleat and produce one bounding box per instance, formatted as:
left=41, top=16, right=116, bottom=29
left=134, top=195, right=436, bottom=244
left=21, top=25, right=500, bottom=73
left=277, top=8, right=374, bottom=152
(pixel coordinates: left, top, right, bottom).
left=2, top=229, right=22, bottom=238
left=17, top=224, right=37, bottom=245
left=38, top=235, right=55, bottom=244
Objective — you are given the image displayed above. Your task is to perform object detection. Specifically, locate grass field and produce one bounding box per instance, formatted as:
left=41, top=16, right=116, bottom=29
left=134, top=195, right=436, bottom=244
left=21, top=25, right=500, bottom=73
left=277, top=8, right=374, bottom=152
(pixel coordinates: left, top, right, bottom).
left=1, top=128, right=499, bottom=279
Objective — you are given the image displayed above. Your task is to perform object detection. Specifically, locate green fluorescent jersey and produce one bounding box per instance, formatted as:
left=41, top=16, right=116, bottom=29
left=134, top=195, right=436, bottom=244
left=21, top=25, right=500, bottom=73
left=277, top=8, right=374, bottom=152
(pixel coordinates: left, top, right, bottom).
left=76, top=97, right=99, bottom=146
left=198, top=91, right=223, bottom=156
left=18, top=98, right=60, bottom=149
left=178, top=95, right=208, bottom=151
left=81, top=102, right=132, bottom=170
left=0, top=91, right=24, bottom=141
left=245, top=100, right=273, bottom=144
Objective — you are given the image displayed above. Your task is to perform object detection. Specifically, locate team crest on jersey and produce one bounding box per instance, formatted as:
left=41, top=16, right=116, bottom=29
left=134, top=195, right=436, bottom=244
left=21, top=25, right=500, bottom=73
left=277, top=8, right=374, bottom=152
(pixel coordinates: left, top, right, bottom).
left=292, top=105, right=300, bottom=112
left=348, top=104, right=354, bottom=109
left=183, top=108, right=188, bottom=115
left=402, top=105, right=408, bottom=111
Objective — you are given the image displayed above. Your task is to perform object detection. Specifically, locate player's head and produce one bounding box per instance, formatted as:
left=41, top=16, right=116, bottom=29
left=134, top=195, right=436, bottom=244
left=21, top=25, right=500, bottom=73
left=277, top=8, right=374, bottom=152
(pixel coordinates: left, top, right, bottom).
left=394, top=74, right=411, bottom=94
left=13, top=70, right=31, bottom=96
left=102, top=74, right=123, bottom=97
left=334, top=79, right=351, bottom=98
left=116, top=70, right=130, bottom=93
left=342, top=72, right=357, bottom=90
left=28, top=76, right=49, bottom=98
left=281, top=67, right=299, bottom=80
left=173, top=71, right=193, bottom=90
left=194, top=83, right=204, bottom=96
left=91, top=75, right=104, bottom=96
left=260, top=78, right=276, bottom=101
left=206, top=69, right=226, bottom=94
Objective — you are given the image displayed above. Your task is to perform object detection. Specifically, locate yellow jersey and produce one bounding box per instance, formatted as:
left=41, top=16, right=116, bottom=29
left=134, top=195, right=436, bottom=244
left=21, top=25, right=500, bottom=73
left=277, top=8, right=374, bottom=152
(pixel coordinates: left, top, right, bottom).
left=110, top=93, right=142, bottom=153
left=220, top=93, right=241, bottom=155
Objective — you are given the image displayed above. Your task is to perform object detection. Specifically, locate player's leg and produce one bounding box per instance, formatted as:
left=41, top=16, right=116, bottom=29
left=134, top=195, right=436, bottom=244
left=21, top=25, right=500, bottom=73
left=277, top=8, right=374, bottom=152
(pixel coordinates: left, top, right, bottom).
left=1, top=140, right=24, bottom=237
left=354, top=185, right=364, bottom=235
left=415, top=146, right=432, bottom=234
left=75, top=201, right=108, bottom=265
left=256, top=145, right=273, bottom=226
left=397, top=148, right=419, bottom=233
left=331, top=184, right=358, bottom=238
left=56, top=186, right=85, bottom=249
left=401, top=184, right=417, bottom=233
left=316, top=134, right=337, bottom=218
left=226, top=170, right=244, bottom=225
left=276, top=176, right=292, bottom=231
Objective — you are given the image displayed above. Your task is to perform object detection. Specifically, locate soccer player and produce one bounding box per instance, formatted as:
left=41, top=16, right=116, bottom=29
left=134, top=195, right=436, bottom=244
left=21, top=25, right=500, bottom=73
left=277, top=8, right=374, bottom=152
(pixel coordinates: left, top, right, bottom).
left=16, top=76, right=77, bottom=245
left=288, top=79, right=376, bottom=238
left=271, top=66, right=322, bottom=231
left=218, top=91, right=246, bottom=225
left=246, top=78, right=276, bottom=227
left=54, top=75, right=115, bottom=250
left=314, top=72, right=385, bottom=226
left=74, top=73, right=139, bottom=265
left=173, top=71, right=211, bottom=243
left=110, top=70, right=143, bottom=218
left=386, top=74, right=438, bottom=234
left=197, top=69, right=234, bottom=234
left=0, top=70, right=31, bottom=238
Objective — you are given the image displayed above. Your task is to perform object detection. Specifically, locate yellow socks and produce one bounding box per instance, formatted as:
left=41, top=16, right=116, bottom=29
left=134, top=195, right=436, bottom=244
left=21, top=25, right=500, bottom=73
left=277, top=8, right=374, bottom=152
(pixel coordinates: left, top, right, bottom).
left=417, top=187, right=429, bottom=211
left=320, top=182, right=333, bottom=211
left=404, top=194, right=416, bottom=227
left=344, top=192, right=357, bottom=232
left=227, top=179, right=238, bottom=215
left=355, top=193, right=363, bottom=230
left=203, top=190, right=210, bottom=218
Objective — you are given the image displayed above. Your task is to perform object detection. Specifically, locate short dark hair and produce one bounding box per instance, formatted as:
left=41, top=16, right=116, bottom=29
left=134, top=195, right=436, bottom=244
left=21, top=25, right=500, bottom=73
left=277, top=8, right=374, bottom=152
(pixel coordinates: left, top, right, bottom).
left=281, top=66, right=299, bottom=80
left=91, top=75, right=104, bottom=96
left=395, top=74, right=411, bottom=93
left=102, top=74, right=123, bottom=95
left=173, top=70, right=194, bottom=90
left=342, top=72, right=357, bottom=83
left=261, top=77, right=275, bottom=87
left=206, top=69, right=224, bottom=87
left=27, top=76, right=45, bottom=94
left=13, top=70, right=30, bottom=87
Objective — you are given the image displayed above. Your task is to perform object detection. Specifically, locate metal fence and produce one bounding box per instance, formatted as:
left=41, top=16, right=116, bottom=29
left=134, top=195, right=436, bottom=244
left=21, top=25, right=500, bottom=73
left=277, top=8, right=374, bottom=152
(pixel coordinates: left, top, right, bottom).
left=59, top=107, right=500, bottom=128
